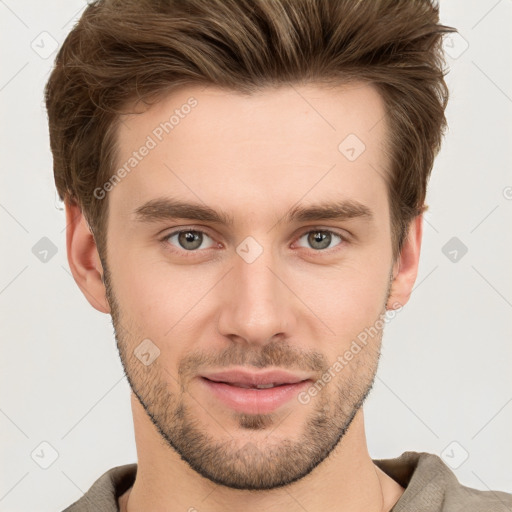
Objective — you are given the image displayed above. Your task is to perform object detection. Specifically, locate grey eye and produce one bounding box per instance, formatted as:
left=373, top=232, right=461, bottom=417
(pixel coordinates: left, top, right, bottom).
left=166, top=230, right=215, bottom=251
left=297, top=230, right=343, bottom=251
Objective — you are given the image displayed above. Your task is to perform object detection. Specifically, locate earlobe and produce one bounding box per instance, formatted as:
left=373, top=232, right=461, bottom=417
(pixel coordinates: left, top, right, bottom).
left=65, top=200, right=110, bottom=314
left=386, top=214, right=423, bottom=310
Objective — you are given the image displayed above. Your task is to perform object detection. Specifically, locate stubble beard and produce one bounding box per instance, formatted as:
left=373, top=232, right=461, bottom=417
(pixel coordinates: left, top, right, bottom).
left=103, top=262, right=390, bottom=490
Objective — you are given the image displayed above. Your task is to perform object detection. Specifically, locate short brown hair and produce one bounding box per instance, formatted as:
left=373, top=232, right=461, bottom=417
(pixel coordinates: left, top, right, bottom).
left=45, top=0, right=456, bottom=262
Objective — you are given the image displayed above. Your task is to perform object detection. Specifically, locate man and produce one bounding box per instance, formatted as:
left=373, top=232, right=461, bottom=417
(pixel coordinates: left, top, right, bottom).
left=44, top=0, right=512, bottom=510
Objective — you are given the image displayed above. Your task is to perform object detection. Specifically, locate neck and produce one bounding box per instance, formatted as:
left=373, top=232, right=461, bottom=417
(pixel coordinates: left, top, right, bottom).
left=121, top=394, right=404, bottom=512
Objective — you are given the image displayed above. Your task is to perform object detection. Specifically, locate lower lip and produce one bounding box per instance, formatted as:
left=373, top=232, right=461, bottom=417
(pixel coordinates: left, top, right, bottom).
left=200, top=377, right=311, bottom=414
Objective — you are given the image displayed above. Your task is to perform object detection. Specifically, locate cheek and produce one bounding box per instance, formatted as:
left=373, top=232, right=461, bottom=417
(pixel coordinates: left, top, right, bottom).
left=109, top=249, right=217, bottom=343
left=290, top=259, right=390, bottom=341
left=106, top=243, right=170, bottom=329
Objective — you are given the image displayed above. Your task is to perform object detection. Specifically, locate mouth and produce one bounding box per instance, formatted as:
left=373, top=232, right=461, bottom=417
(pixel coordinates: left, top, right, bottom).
left=202, top=378, right=301, bottom=390
left=198, top=369, right=313, bottom=414
left=201, top=368, right=311, bottom=387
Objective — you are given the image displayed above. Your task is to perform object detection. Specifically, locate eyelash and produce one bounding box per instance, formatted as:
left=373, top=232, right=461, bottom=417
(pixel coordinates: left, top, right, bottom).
left=159, top=226, right=348, bottom=258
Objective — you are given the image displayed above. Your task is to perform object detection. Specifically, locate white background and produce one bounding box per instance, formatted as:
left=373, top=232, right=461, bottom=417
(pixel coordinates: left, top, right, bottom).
left=0, top=1, right=511, bottom=510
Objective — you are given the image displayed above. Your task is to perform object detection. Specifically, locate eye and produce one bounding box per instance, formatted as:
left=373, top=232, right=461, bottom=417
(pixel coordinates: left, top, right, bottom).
left=162, top=229, right=217, bottom=253
left=295, top=229, right=345, bottom=251
left=160, top=227, right=347, bottom=258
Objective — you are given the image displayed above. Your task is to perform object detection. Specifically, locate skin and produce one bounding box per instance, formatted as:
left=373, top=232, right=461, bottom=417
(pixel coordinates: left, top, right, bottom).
left=66, top=82, right=422, bottom=511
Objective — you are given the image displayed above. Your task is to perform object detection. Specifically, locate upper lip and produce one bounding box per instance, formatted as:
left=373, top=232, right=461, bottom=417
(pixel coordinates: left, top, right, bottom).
left=201, top=368, right=312, bottom=386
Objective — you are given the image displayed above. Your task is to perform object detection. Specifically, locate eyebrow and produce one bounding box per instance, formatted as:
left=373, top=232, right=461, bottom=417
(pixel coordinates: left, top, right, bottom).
left=132, top=197, right=374, bottom=227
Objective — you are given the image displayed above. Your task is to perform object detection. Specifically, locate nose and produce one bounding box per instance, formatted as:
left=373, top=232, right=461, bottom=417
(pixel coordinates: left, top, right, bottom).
left=216, top=240, right=297, bottom=347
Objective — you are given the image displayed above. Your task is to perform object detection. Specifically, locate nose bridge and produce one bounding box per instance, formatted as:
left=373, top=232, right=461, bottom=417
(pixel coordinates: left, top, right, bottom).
left=217, top=234, right=293, bottom=344
left=237, top=244, right=278, bottom=303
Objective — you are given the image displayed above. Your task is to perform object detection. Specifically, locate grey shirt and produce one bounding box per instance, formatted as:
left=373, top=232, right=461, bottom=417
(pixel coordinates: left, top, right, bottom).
left=62, top=451, right=512, bottom=511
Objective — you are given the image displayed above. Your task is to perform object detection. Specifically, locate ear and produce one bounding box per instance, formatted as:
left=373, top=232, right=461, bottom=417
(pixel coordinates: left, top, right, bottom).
left=386, top=214, right=423, bottom=310
left=65, top=200, right=110, bottom=314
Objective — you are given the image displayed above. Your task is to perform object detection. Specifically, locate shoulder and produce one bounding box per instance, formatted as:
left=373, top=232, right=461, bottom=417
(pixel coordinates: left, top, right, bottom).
left=373, top=451, right=512, bottom=512
left=62, top=463, right=137, bottom=512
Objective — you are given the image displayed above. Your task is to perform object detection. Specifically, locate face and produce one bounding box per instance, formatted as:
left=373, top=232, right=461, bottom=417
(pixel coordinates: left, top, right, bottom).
left=101, top=83, right=400, bottom=490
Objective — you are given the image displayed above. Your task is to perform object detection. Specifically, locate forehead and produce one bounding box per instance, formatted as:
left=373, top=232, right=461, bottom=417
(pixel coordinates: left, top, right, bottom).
left=110, top=82, right=390, bottom=225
